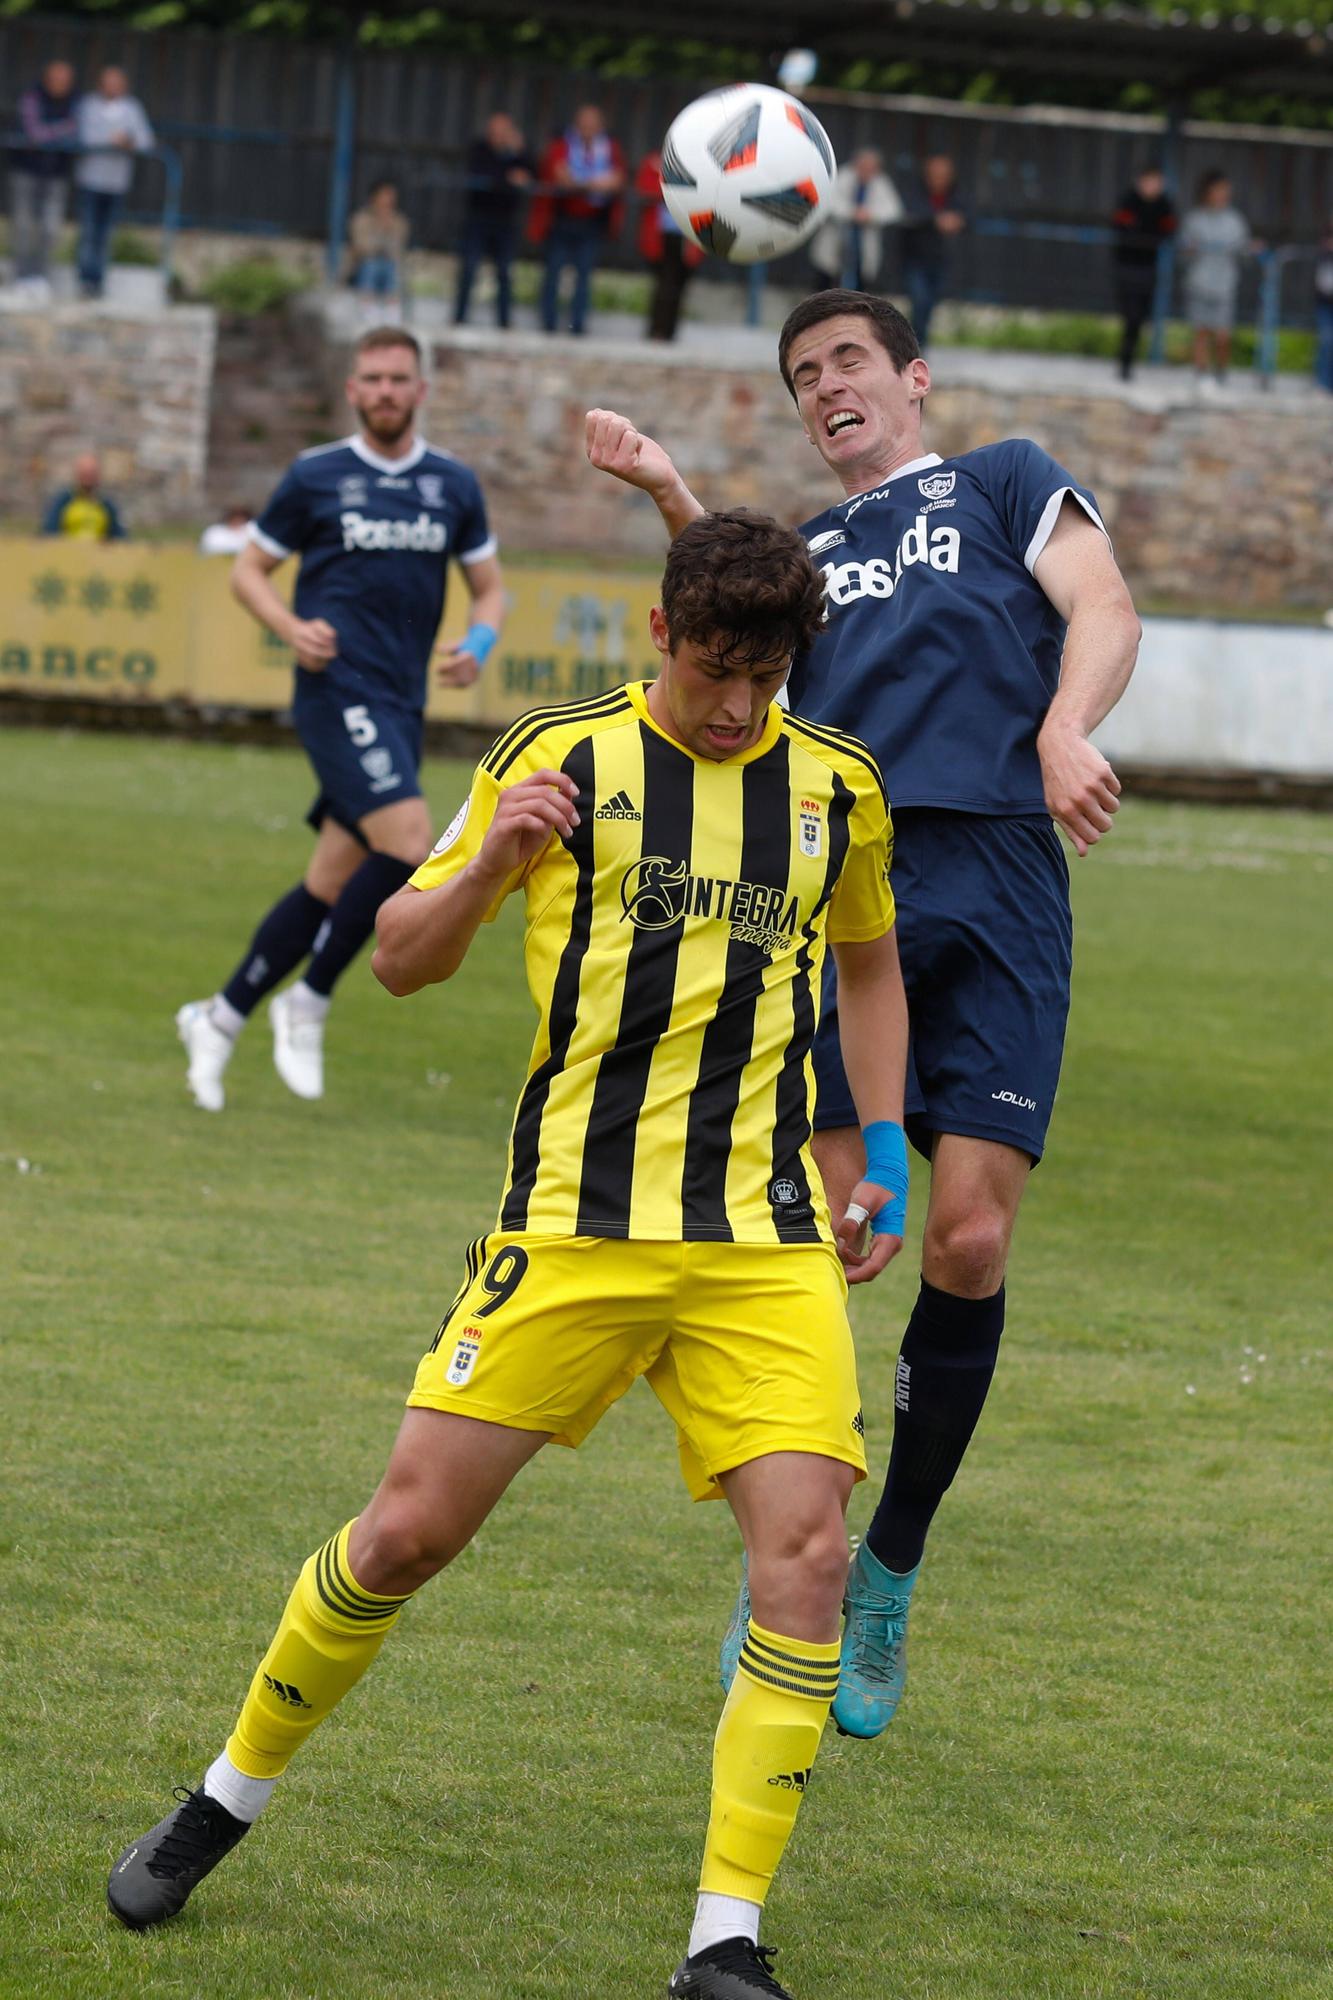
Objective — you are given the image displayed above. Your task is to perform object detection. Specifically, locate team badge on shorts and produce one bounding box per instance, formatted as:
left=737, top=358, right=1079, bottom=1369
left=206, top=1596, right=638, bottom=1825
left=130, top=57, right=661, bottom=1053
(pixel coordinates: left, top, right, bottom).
left=446, top=1328, right=483, bottom=1387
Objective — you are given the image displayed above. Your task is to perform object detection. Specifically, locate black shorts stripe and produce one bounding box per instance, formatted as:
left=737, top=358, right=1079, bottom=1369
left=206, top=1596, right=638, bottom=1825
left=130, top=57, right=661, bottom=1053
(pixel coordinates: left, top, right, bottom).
left=785, top=712, right=889, bottom=813
left=681, top=744, right=792, bottom=1239
left=769, top=771, right=854, bottom=1240
left=428, top=1234, right=487, bottom=1353
left=574, top=725, right=694, bottom=1233
left=485, top=690, right=634, bottom=783
left=500, top=738, right=598, bottom=1229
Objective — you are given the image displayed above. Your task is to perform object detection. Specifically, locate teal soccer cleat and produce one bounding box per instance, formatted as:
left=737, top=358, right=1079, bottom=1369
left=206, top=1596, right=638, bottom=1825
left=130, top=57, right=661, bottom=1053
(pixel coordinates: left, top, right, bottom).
left=718, top=1552, right=750, bottom=1694
left=832, top=1543, right=920, bottom=1739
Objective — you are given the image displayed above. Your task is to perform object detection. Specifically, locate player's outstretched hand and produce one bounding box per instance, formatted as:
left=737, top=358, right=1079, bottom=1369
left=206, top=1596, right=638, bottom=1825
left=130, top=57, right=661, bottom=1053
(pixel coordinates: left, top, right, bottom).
left=435, top=640, right=481, bottom=688
left=585, top=408, right=680, bottom=501
left=836, top=1178, right=903, bottom=1286
left=287, top=616, right=338, bottom=671
left=479, top=769, right=580, bottom=879
left=1038, top=721, right=1121, bottom=858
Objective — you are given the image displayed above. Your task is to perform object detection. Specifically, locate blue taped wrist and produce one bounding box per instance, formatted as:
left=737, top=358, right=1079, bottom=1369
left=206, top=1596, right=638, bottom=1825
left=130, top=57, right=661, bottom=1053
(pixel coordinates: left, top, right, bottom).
left=862, top=1119, right=908, bottom=1237
left=460, top=622, right=497, bottom=667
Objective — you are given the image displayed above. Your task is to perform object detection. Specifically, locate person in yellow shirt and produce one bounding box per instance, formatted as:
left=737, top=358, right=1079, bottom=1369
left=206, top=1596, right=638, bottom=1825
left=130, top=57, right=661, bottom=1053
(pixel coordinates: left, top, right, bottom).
left=40, top=450, right=127, bottom=540
left=107, top=509, right=911, bottom=2000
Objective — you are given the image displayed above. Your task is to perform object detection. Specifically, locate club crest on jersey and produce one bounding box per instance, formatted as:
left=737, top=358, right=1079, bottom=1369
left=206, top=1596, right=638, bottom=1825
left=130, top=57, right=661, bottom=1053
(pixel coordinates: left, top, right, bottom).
left=446, top=1328, right=483, bottom=1387
left=918, top=470, right=956, bottom=501
left=798, top=797, right=822, bottom=858
left=417, top=473, right=445, bottom=507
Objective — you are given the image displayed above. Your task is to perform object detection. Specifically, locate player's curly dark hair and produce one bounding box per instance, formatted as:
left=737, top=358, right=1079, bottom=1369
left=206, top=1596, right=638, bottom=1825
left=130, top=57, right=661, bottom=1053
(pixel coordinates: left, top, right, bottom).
left=660, top=509, right=825, bottom=669
left=777, top=289, right=920, bottom=397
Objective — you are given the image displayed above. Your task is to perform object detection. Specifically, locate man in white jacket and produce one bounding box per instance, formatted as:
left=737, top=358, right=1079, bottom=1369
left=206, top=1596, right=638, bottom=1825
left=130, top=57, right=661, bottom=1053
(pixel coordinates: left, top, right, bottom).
left=809, top=148, right=903, bottom=292
left=75, top=66, right=154, bottom=299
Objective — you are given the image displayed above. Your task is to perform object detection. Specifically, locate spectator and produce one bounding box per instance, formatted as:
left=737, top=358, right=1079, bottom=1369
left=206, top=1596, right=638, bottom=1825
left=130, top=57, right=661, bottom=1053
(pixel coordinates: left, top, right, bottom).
left=6, top=58, right=79, bottom=302
left=454, top=112, right=535, bottom=329
left=899, top=153, right=967, bottom=347
left=1180, top=169, right=1255, bottom=390
left=809, top=147, right=903, bottom=293
left=75, top=66, right=154, bottom=300
left=529, top=104, right=626, bottom=337
left=41, top=452, right=127, bottom=540
left=1314, top=215, right=1333, bottom=396
left=635, top=147, right=703, bottom=342
left=347, top=180, right=408, bottom=314
left=198, top=505, right=254, bottom=556
left=1111, top=165, right=1176, bottom=381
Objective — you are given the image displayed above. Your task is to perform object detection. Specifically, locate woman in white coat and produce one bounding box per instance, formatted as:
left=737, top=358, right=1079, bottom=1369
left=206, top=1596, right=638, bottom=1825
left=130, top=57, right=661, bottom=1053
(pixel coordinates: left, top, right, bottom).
left=809, top=148, right=903, bottom=291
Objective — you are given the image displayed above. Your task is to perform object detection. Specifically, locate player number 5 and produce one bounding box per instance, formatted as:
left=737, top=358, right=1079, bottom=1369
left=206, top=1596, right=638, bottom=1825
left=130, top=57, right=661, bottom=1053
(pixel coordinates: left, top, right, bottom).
left=342, top=704, right=378, bottom=748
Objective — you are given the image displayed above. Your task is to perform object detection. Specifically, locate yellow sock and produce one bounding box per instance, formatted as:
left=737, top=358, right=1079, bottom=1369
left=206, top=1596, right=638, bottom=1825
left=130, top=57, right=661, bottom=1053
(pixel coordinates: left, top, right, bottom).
left=226, top=1521, right=413, bottom=1780
left=700, top=1619, right=839, bottom=1904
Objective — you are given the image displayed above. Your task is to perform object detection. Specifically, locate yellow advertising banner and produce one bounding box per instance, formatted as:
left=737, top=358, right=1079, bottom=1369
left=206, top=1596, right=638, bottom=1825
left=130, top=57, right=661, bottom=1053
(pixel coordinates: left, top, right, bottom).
left=0, top=538, right=662, bottom=728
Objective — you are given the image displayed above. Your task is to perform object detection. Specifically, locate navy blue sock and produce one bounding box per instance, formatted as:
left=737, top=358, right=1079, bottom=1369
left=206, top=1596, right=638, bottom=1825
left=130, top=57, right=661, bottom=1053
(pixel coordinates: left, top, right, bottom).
left=864, top=1278, right=1006, bottom=1575
left=301, top=851, right=415, bottom=998
left=221, top=883, right=330, bottom=1019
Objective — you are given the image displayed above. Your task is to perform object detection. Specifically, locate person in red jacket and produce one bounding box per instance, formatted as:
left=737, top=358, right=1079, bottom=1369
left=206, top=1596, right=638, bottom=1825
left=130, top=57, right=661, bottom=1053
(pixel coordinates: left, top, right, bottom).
left=529, top=104, right=625, bottom=336
left=637, top=149, right=704, bottom=343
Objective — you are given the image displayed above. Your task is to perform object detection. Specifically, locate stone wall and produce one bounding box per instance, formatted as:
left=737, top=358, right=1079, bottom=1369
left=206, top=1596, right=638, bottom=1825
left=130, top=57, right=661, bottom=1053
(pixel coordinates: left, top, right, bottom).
left=416, top=329, right=1333, bottom=613
left=0, top=303, right=215, bottom=528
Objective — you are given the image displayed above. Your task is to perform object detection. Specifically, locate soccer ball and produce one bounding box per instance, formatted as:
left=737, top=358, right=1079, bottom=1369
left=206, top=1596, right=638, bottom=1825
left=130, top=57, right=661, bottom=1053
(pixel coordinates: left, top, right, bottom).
left=659, top=83, right=836, bottom=266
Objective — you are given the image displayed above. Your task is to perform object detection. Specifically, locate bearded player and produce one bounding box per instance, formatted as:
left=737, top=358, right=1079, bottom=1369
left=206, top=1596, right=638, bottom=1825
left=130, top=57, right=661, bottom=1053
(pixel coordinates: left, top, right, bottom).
left=587, top=287, right=1140, bottom=1739
left=176, top=325, right=505, bottom=1109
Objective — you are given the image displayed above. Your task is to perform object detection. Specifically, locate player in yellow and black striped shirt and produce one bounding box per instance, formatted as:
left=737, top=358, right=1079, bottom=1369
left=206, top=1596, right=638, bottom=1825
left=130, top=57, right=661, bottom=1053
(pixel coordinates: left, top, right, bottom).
left=107, top=512, right=911, bottom=2000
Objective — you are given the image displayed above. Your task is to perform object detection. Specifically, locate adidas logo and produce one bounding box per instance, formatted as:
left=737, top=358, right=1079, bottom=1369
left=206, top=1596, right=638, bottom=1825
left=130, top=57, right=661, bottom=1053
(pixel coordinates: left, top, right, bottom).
left=767, top=1767, right=812, bottom=1791
left=851, top=1407, right=865, bottom=1437
left=263, top=1673, right=312, bottom=1710
left=594, top=789, right=642, bottom=821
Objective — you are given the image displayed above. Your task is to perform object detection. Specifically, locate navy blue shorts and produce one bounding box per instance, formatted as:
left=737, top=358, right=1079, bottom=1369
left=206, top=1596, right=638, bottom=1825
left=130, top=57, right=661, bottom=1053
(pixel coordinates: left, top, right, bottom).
left=814, top=810, right=1073, bottom=1163
left=293, top=680, right=424, bottom=837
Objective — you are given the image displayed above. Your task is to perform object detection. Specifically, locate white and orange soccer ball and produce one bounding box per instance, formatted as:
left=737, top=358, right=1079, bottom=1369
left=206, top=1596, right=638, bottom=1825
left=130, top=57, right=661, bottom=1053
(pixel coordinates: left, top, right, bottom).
left=659, top=83, right=836, bottom=266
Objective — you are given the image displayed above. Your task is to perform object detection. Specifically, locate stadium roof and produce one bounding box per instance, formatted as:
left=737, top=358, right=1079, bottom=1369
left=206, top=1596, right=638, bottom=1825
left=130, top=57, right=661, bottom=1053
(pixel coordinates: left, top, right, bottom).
left=472, top=0, right=1333, bottom=100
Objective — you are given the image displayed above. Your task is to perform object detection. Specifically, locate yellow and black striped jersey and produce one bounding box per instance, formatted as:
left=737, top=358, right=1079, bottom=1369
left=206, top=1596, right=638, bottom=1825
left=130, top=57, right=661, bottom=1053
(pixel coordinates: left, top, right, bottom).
left=411, top=680, right=894, bottom=1245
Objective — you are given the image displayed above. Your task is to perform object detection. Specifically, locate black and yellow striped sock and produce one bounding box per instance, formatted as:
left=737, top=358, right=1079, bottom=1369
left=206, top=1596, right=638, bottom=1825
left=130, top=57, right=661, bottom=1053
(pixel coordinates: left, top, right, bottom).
left=226, top=1521, right=413, bottom=1780
left=700, top=1618, right=840, bottom=1904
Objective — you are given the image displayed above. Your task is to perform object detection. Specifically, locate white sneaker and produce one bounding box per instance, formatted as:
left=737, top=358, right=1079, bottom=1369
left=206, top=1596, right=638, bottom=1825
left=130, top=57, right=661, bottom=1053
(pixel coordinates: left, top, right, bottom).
left=270, top=989, right=325, bottom=1100
left=176, top=999, right=235, bottom=1112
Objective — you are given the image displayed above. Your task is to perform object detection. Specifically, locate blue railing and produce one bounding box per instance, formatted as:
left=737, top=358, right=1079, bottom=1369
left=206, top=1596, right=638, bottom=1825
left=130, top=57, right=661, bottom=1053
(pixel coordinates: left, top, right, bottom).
left=2, top=137, right=182, bottom=285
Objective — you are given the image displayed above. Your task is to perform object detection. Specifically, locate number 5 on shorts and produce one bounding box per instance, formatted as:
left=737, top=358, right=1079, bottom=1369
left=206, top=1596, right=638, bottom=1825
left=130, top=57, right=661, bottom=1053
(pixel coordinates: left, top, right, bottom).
left=342, top=704, right=378, bottom=748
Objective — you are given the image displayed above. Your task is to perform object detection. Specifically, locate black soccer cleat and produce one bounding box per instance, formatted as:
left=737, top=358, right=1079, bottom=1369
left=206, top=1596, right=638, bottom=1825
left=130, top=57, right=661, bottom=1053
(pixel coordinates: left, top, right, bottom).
left=668, top=1936, right=795, bottom=1998
left=107, top=1785, right=250, bottom=1930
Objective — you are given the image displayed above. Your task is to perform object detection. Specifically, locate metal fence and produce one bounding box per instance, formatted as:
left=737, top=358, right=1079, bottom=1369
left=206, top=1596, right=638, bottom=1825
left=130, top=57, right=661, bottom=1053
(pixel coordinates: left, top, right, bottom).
left=2, top=12, right=1330, bottom=342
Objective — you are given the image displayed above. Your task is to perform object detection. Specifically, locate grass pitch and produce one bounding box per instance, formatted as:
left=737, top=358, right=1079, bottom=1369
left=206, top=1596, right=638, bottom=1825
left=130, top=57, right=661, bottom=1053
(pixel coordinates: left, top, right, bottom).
left=1, top=728, right=1330, bottom=2000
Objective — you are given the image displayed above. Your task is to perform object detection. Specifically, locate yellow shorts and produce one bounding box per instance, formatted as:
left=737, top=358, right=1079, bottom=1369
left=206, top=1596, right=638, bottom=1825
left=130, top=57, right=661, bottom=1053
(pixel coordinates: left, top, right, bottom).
left=408, top=1235, right=867, bottom=1502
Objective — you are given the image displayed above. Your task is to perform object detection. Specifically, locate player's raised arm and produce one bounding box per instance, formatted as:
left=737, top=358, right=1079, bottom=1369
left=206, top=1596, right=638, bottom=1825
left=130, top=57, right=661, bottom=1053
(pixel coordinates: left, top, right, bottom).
left=1032, top=498, right=1141, bottom=857
left=584, top=408, right=705, bottom=538
left=372, top=768, right=579, bottom=995
left=830, top=928, right=910, bottom=1286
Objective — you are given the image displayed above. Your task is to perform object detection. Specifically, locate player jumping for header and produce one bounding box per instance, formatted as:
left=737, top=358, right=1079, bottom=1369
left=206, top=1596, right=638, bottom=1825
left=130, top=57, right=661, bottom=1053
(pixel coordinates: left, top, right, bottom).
left=109, top=510, right=911, bottom=1999
left=177, top=324, right=505, bottom=1109
left=587, top=287, right=1140, bottom=1740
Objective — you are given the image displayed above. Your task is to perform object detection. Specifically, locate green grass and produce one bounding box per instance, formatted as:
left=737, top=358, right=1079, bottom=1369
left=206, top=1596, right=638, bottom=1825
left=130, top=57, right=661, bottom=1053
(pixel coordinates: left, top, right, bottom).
left=1, top=729, right=1330, bottom=2000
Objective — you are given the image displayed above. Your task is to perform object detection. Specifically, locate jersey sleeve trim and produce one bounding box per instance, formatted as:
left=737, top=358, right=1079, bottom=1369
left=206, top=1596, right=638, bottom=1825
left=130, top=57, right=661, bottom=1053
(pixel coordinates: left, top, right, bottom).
left=458, top=534, right=499, bottom=566
left=249, top=522, right=293, bottom=560
left=783, top=711, right=890, bottom=813
left=1024, top=486, right=1110, bottom=576
left=483, top=687, right=636, bottom=781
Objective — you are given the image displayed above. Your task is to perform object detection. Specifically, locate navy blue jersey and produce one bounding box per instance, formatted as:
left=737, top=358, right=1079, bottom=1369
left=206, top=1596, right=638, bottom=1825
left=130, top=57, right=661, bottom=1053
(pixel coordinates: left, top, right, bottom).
left=788, top=441, right=1106, bottom=815
left=251, top=434, right=496, bottom=711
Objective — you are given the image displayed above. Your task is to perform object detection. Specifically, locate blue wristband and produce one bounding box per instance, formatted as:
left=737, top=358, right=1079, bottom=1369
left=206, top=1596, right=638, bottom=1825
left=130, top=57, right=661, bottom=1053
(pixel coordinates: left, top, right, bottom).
left=862, top=1119, right=909, bottom=1237
left=459, top=622, right=497, bottom=667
